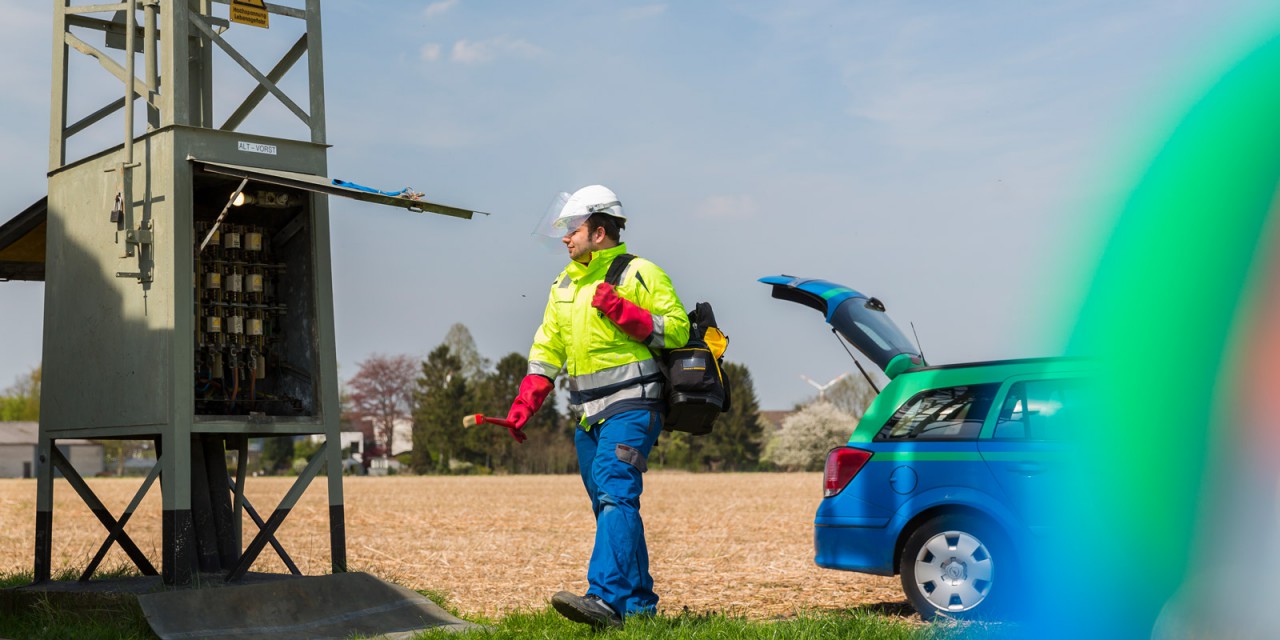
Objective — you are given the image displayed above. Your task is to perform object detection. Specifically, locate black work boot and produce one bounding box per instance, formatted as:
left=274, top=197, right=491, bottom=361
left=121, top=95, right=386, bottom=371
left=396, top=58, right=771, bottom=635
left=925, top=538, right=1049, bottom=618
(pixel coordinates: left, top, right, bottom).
left=551, top=591, right=624, bottom=630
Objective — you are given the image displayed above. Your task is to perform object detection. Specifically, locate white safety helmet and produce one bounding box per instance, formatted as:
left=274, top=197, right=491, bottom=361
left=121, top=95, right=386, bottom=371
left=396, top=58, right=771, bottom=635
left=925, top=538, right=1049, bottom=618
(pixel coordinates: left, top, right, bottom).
left=559, top=185, right=625, bottom=224
left=534, top=185, right=626, bottom=239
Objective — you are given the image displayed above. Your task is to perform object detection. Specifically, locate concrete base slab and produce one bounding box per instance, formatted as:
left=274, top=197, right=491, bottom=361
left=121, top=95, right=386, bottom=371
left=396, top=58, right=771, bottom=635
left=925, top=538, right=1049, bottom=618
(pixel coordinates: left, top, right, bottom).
left=2, top=572, right=478, bottom=639
left=137, top=572, right=479, bottom=639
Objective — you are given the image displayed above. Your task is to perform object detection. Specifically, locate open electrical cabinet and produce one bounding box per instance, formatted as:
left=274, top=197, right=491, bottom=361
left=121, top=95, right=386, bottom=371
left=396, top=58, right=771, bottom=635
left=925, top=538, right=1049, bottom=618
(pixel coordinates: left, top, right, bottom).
left=188, top=160, right=476, bottom=420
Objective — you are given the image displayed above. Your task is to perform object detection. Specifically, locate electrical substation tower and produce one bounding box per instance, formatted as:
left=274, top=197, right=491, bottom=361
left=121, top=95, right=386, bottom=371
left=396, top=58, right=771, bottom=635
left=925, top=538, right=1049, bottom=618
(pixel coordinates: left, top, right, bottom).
left=20, top=0, right=478, bottom=589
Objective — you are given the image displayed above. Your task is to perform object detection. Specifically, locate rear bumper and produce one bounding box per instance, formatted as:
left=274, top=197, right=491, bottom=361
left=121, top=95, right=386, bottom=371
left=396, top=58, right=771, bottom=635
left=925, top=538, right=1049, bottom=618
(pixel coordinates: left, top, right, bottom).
left=813, top=522, right=896, bottom=576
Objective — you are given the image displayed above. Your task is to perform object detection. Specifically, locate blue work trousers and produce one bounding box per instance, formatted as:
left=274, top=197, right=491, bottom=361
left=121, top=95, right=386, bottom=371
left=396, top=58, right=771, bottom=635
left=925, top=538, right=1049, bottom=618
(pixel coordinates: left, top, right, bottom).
left=574, top=409, right=662, bottom=618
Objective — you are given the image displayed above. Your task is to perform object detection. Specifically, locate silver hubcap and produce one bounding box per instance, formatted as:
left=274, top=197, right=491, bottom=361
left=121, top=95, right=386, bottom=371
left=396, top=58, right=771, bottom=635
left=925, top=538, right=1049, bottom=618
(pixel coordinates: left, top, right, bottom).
left=913, top=530, right=994, bottom=612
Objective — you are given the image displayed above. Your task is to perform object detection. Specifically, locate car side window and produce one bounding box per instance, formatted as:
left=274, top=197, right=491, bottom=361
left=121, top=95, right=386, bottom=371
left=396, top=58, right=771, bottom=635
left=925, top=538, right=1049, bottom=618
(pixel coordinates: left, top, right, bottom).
left=993, top=378, right=1082, bottom=441
left=874, top=383, right=999, bottom=441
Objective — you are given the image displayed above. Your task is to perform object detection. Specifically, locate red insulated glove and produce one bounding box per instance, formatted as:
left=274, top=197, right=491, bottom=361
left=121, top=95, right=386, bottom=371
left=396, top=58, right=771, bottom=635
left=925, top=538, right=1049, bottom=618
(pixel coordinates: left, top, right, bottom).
left=591, top=282, right=654, bottom=342
left=504, top=375, right=553, bottom=442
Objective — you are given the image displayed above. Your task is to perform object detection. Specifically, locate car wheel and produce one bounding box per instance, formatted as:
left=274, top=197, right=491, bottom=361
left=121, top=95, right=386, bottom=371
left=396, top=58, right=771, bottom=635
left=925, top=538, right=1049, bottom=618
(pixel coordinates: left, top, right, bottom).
left=900, top=515, right=1010, bottom=620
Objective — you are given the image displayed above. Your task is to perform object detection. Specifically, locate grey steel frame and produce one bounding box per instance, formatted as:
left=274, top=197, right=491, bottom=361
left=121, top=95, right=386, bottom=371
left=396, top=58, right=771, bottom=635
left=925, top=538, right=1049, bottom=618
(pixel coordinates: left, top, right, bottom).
left=38, top=0, right=344, bottom=587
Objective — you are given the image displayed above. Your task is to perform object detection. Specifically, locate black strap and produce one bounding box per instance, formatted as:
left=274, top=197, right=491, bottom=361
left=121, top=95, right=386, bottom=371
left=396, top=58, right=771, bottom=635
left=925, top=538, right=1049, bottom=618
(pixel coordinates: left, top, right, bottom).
left=690, top=301, right=718, bottom=329
left=604, top=253, right=636, bottom=287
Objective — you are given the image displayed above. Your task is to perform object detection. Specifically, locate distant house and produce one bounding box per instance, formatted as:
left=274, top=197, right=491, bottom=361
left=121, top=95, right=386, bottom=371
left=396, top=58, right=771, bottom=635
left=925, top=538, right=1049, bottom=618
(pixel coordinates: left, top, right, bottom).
left=306, top=428, right=366, bottom=456
left=385, top=417, right=413, bottom=457
left=0, top=421, right=105, bottom=479
left=758, top=410, right=796, bottom=434
left=356, top=416, right=413, bottom=457
left=307, top=423, right=369, bottom=474
left=361, top=416, right=412, bottom=476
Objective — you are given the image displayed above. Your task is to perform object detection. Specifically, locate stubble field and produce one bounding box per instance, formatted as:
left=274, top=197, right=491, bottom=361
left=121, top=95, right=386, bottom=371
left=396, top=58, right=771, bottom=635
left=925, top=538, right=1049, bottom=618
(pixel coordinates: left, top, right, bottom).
left=0, top=472, right=905, bottom=620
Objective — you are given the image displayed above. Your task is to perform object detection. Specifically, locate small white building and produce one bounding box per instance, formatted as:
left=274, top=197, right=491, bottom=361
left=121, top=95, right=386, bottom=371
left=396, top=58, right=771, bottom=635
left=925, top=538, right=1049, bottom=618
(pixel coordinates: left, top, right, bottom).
left=358, top=416, right=413, bottom=456
left=385, top=417, right=414, bottom=457
left=0, top=421, right=105, bottom=478
left=356, top=416, right=413, bottom=476
left=306, top=429, right=366, bottom=455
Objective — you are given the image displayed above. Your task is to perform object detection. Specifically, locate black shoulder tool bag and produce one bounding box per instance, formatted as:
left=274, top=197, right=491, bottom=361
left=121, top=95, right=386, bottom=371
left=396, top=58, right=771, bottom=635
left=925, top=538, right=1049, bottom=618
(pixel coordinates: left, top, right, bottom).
left=605, top=254, right=730, bottom=435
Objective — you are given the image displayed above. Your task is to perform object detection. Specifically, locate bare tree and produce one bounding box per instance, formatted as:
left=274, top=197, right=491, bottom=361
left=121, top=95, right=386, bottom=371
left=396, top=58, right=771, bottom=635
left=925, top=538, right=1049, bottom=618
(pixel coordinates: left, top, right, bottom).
left=346, top=354, right=417, bottom=456
left=825, top=374, right=880, bottom=419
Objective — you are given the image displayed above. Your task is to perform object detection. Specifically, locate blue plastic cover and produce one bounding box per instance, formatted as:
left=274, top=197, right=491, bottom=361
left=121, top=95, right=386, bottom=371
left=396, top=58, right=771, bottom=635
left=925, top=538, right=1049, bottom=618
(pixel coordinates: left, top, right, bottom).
left=757, top=276, right=865, bottom=322
left=759, top=275, right=924, bottom=375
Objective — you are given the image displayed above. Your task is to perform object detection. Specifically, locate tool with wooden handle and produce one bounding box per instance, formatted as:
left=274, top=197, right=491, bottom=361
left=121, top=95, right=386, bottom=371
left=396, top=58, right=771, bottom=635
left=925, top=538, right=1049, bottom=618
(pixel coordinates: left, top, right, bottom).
left=461, top=414, right=516, bottom=429
left=461, top=414, right=526, bottom=442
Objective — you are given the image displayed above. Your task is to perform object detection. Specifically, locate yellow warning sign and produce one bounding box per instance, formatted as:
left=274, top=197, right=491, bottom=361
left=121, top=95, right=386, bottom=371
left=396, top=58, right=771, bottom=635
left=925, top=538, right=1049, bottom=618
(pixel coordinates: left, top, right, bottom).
left=230, top=0, right=269, bottom=29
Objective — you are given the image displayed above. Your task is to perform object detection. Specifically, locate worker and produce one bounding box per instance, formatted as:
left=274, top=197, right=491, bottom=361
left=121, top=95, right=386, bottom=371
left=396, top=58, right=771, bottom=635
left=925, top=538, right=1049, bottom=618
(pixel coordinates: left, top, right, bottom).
left=502, top=184, right=690, bottom=629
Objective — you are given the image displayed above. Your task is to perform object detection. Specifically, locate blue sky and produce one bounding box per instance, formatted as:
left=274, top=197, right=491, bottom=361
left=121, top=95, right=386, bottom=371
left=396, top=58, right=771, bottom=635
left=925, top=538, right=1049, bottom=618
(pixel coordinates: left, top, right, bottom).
left=2, top=0, right=1277, bottom=409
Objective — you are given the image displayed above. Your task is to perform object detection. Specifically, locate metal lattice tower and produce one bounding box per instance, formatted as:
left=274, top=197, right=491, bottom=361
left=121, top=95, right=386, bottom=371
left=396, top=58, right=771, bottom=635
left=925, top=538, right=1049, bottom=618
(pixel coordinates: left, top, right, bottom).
left=34, top=0, right=476, bottom=587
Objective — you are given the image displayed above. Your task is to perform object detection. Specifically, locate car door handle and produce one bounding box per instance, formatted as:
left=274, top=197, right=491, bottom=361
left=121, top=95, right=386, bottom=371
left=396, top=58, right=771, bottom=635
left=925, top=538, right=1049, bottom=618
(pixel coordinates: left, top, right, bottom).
left=1008, top=462, right=1045, bottom=475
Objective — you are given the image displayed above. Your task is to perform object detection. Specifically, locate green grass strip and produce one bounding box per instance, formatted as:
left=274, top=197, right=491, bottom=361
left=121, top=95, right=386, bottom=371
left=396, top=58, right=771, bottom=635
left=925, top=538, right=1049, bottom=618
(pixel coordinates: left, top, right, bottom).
left=3, top=571, right=1018, bottom=639
left=405, top=607, right=1015, bottom=640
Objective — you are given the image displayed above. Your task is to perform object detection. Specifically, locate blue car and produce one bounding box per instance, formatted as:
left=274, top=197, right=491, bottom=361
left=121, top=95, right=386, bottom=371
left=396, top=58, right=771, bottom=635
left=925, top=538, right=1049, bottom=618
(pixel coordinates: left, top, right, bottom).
left=761, top=275, right=1086, bottom=619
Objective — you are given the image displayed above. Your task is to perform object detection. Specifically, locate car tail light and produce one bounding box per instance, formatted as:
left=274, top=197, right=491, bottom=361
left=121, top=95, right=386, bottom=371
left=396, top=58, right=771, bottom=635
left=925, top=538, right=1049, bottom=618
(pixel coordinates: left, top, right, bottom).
left=824, top=447, right=873, bottom=497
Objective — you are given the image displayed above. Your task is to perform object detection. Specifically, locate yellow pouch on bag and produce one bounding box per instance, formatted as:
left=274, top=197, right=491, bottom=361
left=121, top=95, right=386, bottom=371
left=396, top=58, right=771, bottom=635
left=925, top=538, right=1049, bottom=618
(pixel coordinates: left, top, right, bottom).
left=703, top=326, right=728, bottom=360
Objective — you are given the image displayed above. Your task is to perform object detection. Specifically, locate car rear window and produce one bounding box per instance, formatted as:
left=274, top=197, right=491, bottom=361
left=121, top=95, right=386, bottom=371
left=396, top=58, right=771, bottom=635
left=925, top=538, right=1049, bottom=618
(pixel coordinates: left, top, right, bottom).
left=829, top=298, right=920, bottom=371
left=874, top=383, right=1000, bottom=441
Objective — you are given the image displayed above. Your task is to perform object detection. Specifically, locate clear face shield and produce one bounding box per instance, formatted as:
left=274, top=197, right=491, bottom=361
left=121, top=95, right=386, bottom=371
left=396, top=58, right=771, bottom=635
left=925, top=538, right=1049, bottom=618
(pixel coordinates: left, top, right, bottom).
left=532, top=191, right=589, bottom=244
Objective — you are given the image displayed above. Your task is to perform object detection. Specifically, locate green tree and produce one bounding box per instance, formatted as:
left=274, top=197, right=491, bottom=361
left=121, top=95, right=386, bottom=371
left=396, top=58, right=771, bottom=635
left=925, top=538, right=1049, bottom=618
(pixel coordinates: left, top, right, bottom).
left=261, top=435, right=296, bottom=474
left=690, top=361, right=764, bottom=471
left=653, top=361, right=765, bottom=471
left=471, top=353, right=527, bottom=471
left=411, top=344, right=471, bottom=473
left=471, top=353, right=574, bottom=473
left=652, top=430, right=691, bottom=469
left=481, top=353, right=578, bottom=473
left=0, top=366, right=41, bottom=422
left=100, top=439, right=154, bottom=476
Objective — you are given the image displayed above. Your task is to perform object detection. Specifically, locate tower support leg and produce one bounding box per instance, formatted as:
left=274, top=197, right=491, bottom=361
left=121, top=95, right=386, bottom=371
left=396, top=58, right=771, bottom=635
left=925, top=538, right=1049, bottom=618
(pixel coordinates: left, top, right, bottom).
left=33, top=436, right=53, bottom=583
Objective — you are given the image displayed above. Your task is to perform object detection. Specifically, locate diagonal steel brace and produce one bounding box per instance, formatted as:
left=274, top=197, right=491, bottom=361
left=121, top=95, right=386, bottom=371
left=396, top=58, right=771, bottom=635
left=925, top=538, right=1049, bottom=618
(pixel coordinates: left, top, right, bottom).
left=225, top=442, right=327, bottom=582
left=188, top=13, right=310, bottom=127
left=80, top=454, right=163, bottom=581
left=51, top=447, right=158, bottom=577
left=226, top=473, right=300, bottom=576
left=220, top=33, right=308, bottom=132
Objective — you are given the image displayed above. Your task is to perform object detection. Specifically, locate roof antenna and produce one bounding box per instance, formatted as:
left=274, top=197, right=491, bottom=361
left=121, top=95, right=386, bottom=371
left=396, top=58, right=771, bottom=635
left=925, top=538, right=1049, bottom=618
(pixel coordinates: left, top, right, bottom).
left=832, top=328, right=880, bottom=394
left=910, top=321, right=926, bottom=362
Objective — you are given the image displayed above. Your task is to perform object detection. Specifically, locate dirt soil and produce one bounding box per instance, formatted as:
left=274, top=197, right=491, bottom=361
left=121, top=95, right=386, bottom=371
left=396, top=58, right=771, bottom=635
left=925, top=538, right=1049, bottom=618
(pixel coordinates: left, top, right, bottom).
left=0, top=472, right=907, bottom=619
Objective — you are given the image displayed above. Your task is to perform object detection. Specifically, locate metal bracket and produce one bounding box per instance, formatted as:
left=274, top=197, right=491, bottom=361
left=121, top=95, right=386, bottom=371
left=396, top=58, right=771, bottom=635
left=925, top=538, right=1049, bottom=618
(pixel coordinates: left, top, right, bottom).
left=115, top=220, right=154, bottom=283
left=125, top=221, right=154, bottom=246
left=124, top=226, right=153, bottom=247
left=205, top=15, right=231, bottom=32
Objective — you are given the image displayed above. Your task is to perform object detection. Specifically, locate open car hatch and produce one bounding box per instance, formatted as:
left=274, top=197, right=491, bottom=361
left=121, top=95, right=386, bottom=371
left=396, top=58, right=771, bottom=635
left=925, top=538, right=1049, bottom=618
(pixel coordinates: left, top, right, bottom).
left=759, top=275, right=925, bottom=379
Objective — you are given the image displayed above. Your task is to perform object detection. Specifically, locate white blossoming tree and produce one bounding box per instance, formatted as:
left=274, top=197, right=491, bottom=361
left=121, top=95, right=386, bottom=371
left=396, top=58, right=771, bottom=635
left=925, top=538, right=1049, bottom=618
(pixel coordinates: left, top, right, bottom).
left=762, top=402, right=858, bottom=471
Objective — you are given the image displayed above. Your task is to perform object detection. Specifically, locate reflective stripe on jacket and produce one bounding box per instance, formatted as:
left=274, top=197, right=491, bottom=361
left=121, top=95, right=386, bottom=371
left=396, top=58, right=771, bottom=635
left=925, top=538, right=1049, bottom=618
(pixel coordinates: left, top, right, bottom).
left=527, top=243, right=689, bottom=427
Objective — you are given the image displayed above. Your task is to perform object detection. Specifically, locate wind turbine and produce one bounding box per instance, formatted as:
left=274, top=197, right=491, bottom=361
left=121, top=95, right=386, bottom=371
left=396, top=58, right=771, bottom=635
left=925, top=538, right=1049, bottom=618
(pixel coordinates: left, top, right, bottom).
left=801, top=373, right=848, bottom=402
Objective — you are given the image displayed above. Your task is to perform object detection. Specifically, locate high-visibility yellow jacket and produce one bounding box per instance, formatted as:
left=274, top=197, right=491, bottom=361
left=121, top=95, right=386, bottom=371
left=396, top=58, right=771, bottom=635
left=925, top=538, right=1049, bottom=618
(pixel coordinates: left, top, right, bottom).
left=528, top=243, right=690, bottom=427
